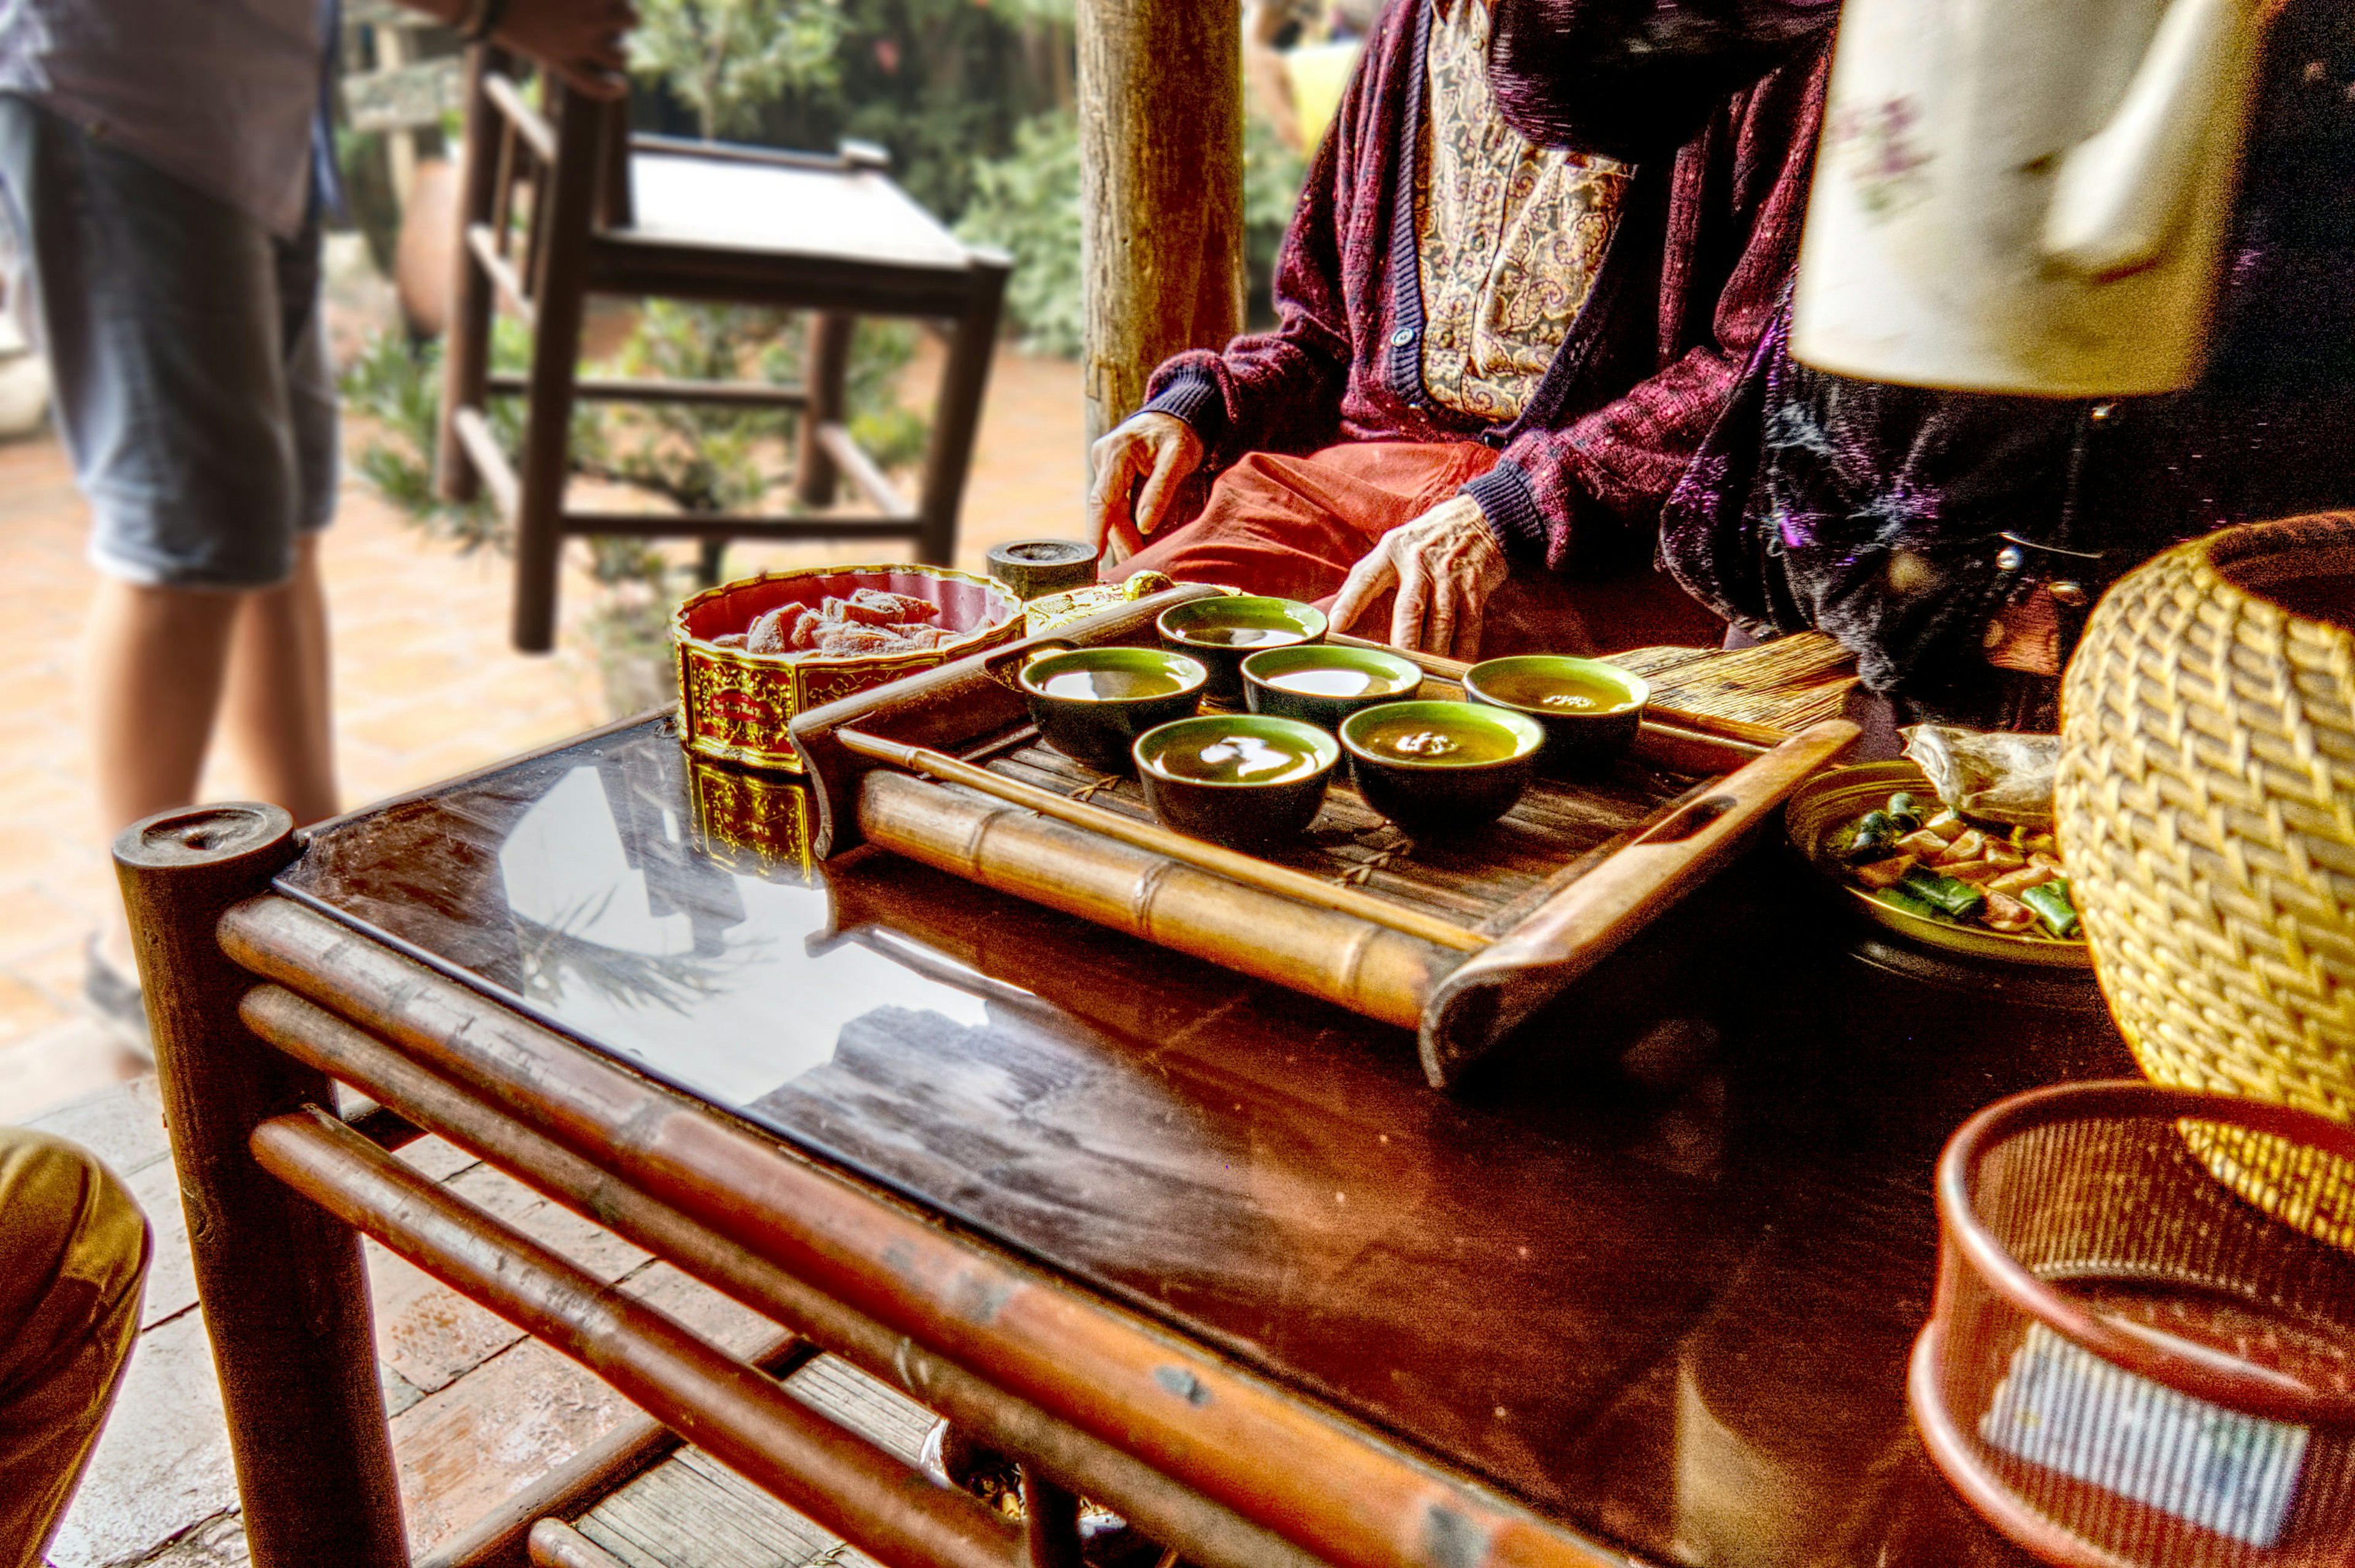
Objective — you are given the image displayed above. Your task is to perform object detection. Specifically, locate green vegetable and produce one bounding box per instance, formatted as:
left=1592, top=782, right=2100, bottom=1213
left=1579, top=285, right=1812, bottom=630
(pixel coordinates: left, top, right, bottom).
left=1886, top=793, right=1924, bottom=832
left=1874, top=886, right=1944, bottom=920
left=1841, top=810, right=1902, bottom=862
left=2021, top=879, right=2080, bottom=938
left=1901, top=868, right=1988, bottom=919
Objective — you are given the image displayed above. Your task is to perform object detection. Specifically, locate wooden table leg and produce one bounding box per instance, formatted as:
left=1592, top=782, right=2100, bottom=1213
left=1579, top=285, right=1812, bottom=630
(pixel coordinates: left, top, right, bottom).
left=795, top=309, right=854, bottom=508
left=113, top=805, right=408, bottom=1567
left=1022, top=1465, right=1084, bottom=1568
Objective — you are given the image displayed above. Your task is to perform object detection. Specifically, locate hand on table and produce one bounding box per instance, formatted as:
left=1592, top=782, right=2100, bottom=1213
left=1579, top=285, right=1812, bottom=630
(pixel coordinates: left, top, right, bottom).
left=426, top=0, right=638, bottom=99
left=1329, top=495, right=1508, bottom=660
left=1087, top=411, right=1203, bottom=564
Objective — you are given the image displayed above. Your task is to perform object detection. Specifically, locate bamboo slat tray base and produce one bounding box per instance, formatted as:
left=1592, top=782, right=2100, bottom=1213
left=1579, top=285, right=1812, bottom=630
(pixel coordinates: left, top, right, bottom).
left=792, top=586, right=1859, bottom=1087
left=938, top=725, right=1710, bottom=944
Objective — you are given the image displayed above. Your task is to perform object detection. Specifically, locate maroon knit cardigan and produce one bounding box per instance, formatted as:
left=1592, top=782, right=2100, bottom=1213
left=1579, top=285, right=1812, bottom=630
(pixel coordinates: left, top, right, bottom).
left=1141, top=0, right=1828, bottom=574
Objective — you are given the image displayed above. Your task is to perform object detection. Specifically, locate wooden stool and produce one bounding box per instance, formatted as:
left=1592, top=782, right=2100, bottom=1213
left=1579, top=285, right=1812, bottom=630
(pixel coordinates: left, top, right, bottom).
left=435, top=50, right=1012, bottom=652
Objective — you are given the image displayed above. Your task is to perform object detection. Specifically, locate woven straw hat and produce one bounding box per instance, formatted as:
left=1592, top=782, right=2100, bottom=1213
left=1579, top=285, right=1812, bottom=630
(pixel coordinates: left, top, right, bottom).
left=2057, top=513, right=2355, bottom=1247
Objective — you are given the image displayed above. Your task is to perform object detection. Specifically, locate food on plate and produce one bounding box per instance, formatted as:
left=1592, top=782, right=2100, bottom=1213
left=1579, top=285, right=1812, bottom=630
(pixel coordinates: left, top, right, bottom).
left=729, top=589, right=952, bottom=660
left=1832, top=790, right=2080, bottom=941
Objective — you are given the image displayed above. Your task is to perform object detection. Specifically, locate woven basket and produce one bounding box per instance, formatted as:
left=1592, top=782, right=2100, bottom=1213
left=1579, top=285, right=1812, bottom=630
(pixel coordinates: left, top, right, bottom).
left=2056, top=514, right=2355, bottom=1250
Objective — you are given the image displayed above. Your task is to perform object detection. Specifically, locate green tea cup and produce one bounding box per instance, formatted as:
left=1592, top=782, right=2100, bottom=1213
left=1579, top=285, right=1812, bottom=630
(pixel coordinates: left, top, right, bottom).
left=1135, top=714, right=1340, bottom=849
left=1156, top=595, right=1328, bottom=700
left=1241, top=644, right=1424, bottom=732
left=1339, top=700, right=1544, bottom=834
left=1018, top=646, right=1208, bottom=773
left=1464, top=656, right=1648, bottom=771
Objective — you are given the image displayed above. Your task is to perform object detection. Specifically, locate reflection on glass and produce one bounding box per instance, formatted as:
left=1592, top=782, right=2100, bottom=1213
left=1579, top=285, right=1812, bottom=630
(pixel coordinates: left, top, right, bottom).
left=686, top=755, right=819, bottom=884
left=493, top=760, right=994, bottom=1105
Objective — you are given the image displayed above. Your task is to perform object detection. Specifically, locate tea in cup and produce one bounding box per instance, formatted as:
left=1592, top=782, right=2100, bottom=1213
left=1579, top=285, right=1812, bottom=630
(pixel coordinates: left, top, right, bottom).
left=1018, top=646, right=1209, bottom=773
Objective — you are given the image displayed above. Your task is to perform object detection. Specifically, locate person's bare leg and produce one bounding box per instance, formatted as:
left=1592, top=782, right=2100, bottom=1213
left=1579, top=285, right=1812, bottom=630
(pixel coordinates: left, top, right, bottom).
left=82, top=576, right=240, bottom=970
left=218, top=532, right=339, bottom=828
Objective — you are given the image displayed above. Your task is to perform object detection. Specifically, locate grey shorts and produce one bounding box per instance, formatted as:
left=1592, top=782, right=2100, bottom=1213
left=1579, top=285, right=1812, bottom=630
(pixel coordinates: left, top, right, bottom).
left=0, top=94, right=335, bottom=591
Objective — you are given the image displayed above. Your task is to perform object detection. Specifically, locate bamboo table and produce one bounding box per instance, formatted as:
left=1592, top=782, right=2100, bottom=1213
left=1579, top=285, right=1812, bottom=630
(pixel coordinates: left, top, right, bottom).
left=117, top=697, right=2132, bottom=1568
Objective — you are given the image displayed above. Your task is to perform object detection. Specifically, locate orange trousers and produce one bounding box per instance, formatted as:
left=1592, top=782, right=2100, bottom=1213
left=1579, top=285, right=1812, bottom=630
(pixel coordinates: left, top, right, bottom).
left=1116, top=442, right=1723, bottom=656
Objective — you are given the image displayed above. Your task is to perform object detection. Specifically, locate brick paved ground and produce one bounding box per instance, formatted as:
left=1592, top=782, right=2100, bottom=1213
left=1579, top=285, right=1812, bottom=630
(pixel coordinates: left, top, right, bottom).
left=0, top=341, right=1087, bottom=1126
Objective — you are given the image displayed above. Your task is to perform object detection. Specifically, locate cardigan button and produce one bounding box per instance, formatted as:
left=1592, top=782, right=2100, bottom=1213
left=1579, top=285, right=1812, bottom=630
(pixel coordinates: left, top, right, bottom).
left=1390, top=327, right=1417, bottom=346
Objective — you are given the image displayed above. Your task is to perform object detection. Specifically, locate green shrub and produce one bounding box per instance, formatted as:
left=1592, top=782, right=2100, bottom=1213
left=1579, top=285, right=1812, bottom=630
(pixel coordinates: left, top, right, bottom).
left=338, top=321, right=530, bottom=556
left=629, top=0, right=846, bottom=141
left=957, top=112, right=1083, bottom=358
left=954, top=106, right=1309, bottom=357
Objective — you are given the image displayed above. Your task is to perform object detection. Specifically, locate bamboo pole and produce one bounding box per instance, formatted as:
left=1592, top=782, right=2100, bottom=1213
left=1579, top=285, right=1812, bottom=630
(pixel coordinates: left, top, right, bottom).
left=838, top=728, right=1489, bottom=954
left=1421, top=718, right=1862, bottom=1085
left=855, top=771, right=1445, bottom=1031
left=237, top=982, right=1331, bottom=1568
left=530, top=1521, right=632, bottom=1568
left=112, top=806, right=407, bottom=1567
left=253, top=1107, right=1028, bottom=1568
left=1076, top=0, right=1245, bottom=447
left=218, top=896, right=1636, bottom=1568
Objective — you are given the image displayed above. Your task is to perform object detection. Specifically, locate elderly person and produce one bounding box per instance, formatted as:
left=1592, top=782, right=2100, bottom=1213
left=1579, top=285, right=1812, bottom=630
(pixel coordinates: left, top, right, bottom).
left=1088, top=0, right=1830, bottom=660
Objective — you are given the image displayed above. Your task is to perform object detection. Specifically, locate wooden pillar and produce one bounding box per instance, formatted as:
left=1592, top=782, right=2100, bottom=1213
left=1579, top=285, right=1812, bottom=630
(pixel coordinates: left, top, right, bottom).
left=435, top=44, right=504, bottom=505
left=112, top=805, right=407, bottom=1568
left=510, top=81, right=603, bottom=652
left=795, top=310, right=856, bottom=509
left=1076, top=0, right=1246, bottom=448
left=917, top=252, right=1013, bottom=567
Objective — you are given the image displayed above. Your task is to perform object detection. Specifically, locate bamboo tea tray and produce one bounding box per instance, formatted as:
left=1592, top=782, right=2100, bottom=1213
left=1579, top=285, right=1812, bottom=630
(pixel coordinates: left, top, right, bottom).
left=791, top=584, right=1859, bottom=1086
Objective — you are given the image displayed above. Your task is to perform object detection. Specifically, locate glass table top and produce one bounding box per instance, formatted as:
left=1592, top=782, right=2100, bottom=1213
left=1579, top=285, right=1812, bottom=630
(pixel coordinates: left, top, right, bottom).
left=283, top=716, right=2131, bottom=1565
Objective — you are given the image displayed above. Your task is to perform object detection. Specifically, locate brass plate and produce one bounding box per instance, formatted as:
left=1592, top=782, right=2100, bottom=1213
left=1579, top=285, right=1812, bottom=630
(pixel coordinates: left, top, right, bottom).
left=1785, top=761, right=2091, bottom=970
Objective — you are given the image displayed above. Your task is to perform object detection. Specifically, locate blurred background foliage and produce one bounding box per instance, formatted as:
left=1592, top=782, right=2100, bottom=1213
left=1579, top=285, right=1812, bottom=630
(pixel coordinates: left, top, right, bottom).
left=632, top=0, right=1081, bottom=226
left=954, top=107, right=1307, bottom=357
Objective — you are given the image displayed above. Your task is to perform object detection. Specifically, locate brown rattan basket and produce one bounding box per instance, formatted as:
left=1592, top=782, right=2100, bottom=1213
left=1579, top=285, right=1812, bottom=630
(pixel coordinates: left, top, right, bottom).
left=1913, top=1080, right=2355, bottom=1567
left=2056, top=515, right=2355, bottom=1250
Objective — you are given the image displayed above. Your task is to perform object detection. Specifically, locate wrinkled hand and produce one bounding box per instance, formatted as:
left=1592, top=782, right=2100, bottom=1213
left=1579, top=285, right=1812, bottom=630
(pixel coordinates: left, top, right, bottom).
left=1087, top=411, right=1203, bottom=563
left=486, top=0, right=637, bottom=99
left=1329, top=495, right=1508, bottom=660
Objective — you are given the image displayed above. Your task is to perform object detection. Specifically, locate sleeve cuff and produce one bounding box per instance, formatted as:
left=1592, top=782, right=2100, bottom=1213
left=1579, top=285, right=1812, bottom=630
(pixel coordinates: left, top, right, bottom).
left=1461, top=462, right=1550, bottom=564
left=1141, top=372, right=1225, bottom=443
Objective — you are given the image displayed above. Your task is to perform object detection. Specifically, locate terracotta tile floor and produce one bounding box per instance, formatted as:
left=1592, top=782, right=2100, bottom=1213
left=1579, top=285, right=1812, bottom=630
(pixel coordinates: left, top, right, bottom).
left=0, top=342, right=1087, bottom=1126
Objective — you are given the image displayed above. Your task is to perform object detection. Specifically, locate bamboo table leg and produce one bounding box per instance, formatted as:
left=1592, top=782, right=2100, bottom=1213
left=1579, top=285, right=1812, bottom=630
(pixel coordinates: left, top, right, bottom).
left=113, top=804, right=408, bottom=1567
left=1022, top=1466, right=1084, bottom=1568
